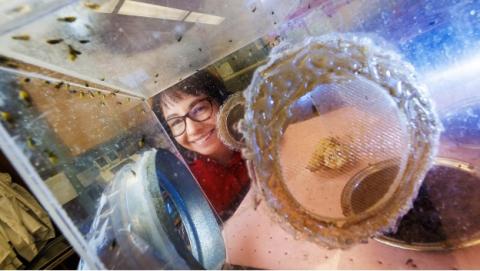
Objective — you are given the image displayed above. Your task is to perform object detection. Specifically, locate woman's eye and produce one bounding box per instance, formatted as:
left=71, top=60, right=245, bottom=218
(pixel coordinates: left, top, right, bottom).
left=169, top=119, right=183, bottom=127
left=192, top=105, right=207, bottom=114
left=192, top=101, right=210, bottom=114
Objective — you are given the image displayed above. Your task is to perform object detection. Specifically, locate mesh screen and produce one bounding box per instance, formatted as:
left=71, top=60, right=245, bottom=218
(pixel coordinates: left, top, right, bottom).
left=279, top=77, right=408, bottom=219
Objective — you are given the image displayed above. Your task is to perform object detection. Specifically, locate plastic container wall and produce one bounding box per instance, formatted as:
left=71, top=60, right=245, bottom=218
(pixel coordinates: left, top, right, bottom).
left=0, top=55, right=194, bottom=268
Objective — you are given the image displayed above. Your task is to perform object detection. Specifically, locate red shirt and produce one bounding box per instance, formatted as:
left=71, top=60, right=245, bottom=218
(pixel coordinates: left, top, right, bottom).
left=189, top=152, right=250, bottom=219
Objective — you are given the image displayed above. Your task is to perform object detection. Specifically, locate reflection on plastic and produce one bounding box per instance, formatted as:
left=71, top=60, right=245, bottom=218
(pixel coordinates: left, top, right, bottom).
left=79, top=149, right=191, bottom=269
left=80, top=148, right=226, bottom=269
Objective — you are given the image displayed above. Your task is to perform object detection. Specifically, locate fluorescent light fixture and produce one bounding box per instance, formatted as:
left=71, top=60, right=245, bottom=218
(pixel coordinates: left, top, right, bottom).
left=185, top=11, right=225, bottom=25
left=118, top=0, right=189, bottom=21
left=95, top=0, right=224, bottom=25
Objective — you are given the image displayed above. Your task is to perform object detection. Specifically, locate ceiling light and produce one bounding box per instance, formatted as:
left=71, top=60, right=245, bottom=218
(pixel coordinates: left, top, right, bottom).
left=118, top=0, right=188, bottom=21
left=94, top=0, right=225, bottom=25
left=184, top=11, right=225, bottom=25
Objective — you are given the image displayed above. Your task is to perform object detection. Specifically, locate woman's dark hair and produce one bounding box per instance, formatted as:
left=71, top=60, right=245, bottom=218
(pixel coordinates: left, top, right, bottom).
left=155, top=70, right=228, bottom=111
left=152, top=70, right=229, bottom=161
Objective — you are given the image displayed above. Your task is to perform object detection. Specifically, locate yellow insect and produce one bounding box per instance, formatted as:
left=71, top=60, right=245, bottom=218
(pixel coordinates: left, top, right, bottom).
left=54, top=81, right=64, bottom=89
left=0, top=111, right=12, bottom=123
left=18, top=90, right=32, bottom=104
left=45, top=150, right=59, bottom=165
left=47, top=38, right=64, bottom=45
left=57, top=16, right=76, bottom=22
left=84, top=2, right=100, bottom=10
left=68, top=44, right=81, bottom=61
left=12, top=34, right=30, bottom=41
left=26, top=137, right=36, bottom=149
left=10, top=5, right=28, bottom=13
left=138, top=136, right=145, bottom=148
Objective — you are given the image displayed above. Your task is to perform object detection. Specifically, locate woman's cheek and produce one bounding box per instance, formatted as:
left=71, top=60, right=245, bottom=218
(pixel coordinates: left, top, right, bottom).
left=176, top=135, right=191, bottom=151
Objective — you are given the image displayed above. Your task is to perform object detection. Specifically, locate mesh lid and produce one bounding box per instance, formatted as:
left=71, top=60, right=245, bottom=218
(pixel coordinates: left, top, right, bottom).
left=241, top=34, right=441, bottom=248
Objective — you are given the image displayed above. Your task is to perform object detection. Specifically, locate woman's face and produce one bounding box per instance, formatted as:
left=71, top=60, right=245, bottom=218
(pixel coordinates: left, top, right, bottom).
left=162, top=93, right=227, bottom=158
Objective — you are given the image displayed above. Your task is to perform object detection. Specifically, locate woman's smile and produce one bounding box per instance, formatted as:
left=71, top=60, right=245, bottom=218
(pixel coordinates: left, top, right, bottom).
left=190, top=128, right=216, bottom=146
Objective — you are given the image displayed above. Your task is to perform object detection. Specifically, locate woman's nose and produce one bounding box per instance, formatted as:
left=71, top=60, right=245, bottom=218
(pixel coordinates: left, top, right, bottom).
left=185, top=117, right=203, bottom=135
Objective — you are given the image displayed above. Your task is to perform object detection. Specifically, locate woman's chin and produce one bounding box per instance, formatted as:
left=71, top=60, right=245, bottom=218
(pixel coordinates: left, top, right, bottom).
left=195, top=138, right=228, bottom=158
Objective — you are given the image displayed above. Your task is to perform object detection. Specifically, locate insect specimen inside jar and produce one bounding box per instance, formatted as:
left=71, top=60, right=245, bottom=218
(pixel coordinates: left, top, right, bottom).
left=305, top=137, right=348, bottom=172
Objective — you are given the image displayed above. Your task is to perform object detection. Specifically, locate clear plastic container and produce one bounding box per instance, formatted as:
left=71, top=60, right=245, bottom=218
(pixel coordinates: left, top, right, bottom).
left=0, top=0, right=479, bottom=269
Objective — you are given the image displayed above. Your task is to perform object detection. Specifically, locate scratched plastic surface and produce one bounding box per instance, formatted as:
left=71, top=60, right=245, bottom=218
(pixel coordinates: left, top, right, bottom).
left=0, top=57, right=190, bottom=269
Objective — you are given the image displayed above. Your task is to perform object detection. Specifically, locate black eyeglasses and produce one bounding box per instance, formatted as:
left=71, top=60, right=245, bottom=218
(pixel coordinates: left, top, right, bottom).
left=166, top=98, right=213, bottom=137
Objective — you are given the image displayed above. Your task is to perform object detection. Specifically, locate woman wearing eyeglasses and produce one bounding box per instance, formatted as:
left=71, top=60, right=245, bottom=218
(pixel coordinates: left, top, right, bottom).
left=153, top=70, right=250, bottom=221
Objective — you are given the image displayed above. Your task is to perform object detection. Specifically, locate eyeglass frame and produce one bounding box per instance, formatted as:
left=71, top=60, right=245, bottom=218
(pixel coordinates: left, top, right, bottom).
left=166, top=98, right=214, bottom=137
